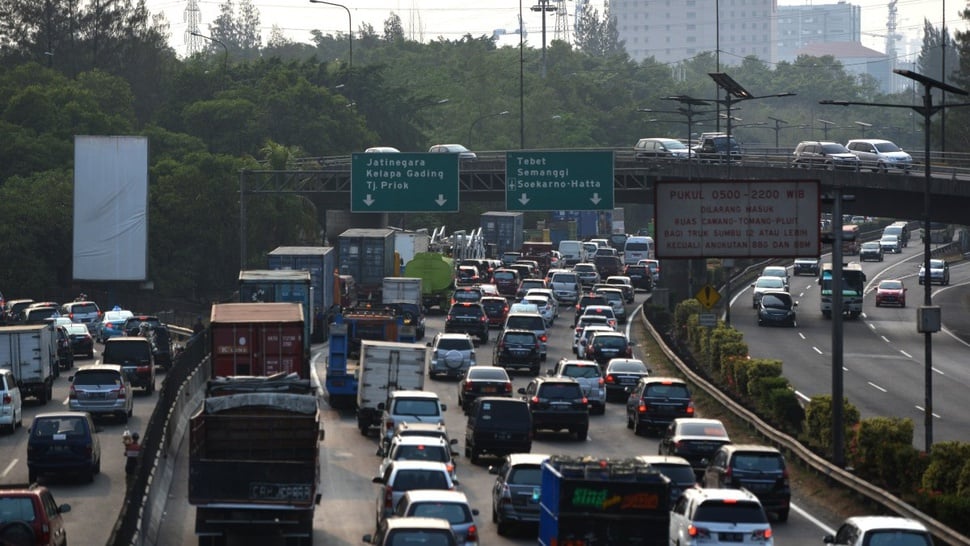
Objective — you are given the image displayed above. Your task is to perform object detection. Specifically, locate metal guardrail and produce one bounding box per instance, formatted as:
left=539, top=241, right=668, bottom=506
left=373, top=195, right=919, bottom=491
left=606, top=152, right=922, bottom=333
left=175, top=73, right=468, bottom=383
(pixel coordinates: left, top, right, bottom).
left=639, top=278, right=970, bottom=545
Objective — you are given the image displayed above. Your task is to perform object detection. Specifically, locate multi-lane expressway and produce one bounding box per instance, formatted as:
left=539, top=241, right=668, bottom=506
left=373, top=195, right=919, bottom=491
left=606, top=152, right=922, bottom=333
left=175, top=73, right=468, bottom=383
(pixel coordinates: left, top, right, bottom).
left=732, top=245, right=970, bottom=446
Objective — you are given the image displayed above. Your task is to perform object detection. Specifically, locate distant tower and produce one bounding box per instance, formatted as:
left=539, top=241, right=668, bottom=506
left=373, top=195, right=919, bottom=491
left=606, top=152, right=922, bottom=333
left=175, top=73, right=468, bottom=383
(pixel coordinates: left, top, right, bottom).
left=408, top=0, right=425, bottom=42
left=184, top=0, right=204, bottom=55
left=885, top=0, right=898, bottom=64
left=553, top=0, right=570, bottom=42
left=572, top=0, right=587, bottom=38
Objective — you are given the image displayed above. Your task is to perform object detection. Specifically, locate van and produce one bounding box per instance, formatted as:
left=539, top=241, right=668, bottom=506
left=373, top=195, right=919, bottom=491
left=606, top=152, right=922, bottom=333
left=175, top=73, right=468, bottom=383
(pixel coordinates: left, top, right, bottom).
left=883, top=221, right=909, bottom=248
left=622, top=235, right=653, bottom=264
left=464, top=397, right=532, bottom=463
left=557, top=240, right=583, bottom=266
left=841, top=224, right=861, bottom=255
left=101, top=336, right=155, bottom=394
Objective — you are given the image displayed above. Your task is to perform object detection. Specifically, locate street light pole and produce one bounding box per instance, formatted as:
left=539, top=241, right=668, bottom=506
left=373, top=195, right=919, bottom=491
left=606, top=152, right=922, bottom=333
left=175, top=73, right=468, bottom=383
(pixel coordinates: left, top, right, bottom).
left=191, top=31, right=229, bottom=78
left=530, top=0, right=556, bottom=78
left=767, top=116, right=788, bottom=150
left=309, top=0, right=353, bottom=69
left=817, top=119, right=836, bottom=140
left=854, top=121, right=872, bottom=137
left=467, top=111, right=509, bottom=148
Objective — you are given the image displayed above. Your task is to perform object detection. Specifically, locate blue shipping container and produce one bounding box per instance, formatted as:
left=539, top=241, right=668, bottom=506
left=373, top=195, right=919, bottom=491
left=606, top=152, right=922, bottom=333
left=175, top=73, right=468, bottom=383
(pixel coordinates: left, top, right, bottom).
left=238, top=269, right=312, bottom=355
left=267, top=246, right=335, bottom=314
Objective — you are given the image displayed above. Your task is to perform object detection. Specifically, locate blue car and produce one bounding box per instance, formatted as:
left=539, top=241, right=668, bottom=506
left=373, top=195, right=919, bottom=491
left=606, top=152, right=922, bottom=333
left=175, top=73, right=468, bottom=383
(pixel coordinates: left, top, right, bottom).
left=98, top=308, right=133, bottom=343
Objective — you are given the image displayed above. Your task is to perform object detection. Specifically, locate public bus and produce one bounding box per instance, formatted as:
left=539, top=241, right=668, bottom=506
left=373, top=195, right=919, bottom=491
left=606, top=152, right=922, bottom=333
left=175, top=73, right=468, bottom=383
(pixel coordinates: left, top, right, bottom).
left=923, top=222, right=954, bottom=244
left=819, top=262, right=866, bottom=319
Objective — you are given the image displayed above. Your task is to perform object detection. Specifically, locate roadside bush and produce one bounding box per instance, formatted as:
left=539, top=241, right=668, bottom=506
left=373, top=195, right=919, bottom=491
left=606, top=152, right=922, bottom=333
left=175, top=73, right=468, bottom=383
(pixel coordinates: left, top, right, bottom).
left=849, top=417, right=917, bottom=491
left=912, top=492, right=970, bottom=535
left=673, top=299, right=702, bottom=343
left=803, top=395, right=860, bottom=458
left=764, top=387, right=804, bottom=435
left=744, top=359, right=783, bottom=399
left=921, top=441, right=970, bottom=494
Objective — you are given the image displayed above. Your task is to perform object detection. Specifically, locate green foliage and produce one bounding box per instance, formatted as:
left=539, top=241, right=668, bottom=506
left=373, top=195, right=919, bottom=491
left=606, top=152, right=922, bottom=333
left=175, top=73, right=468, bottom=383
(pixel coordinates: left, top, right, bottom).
left=763, top=387, right=804, bottom=435
left=921, top=441, right=970, bottom=493
left=848, top=417, right=916, bottom=490
left=673, top=299, right=702, bottom=343
left=717, top=341, right=748, bottom=382
left=744, top=359, right=782, bottom=398
left=912, top=491, right=970, bottom=535
left=803, top=395, right=860, bottom=458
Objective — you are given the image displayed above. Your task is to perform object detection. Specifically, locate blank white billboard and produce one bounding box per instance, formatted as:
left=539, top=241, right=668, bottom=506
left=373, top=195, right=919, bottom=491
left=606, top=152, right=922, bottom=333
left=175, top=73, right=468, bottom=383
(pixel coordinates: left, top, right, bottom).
left=655, top=179, right=820, bottom=259
left=73, top=136, right=149, bottom=281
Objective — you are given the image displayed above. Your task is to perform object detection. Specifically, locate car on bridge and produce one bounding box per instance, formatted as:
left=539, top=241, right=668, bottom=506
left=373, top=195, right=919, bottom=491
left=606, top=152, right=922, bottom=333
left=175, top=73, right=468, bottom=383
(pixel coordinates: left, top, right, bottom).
left=633, top=137, right=695, bottom=160
left=792, top=141, right=861, bottom=170
left=846, top=139, right=913, bottom=173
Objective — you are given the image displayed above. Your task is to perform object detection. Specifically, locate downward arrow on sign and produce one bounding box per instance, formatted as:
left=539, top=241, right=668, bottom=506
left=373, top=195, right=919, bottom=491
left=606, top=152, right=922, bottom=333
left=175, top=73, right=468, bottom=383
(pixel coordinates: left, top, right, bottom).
left=518, top=193, right=530, bottom=205
left=590, top=193, right=602, bottom=205
left=363, top=194, right=376, bottom=206
left=435, top=194, right=448, bottom=207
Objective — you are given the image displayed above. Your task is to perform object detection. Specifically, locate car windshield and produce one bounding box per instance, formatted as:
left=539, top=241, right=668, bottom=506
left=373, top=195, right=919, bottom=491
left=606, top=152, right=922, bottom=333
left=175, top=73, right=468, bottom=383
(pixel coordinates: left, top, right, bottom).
left=574, top=265, right=595, bottom=273
left=761, top=293, right=793, bottom=309
left=453, top=291, right=480, bottom=302
left=694, top=502, right=767, bottom=523
left=874, top=142, right=902, bottom=152
left=494, top=271, right=515, bottom=281
left=436, top=338, right=471, bottom=351
left=408, top=502, right=472, bottom=524
left=930, top=260, right=944, bottom=268
left=664, top=140, right=688, bottom=150
left=392, top=399, right=440, bottom=416
left=879, top=281, right=903, bottom=290
left=864, top=242, right=880, bottom=249
left=0, top=497, right=36, bottom=521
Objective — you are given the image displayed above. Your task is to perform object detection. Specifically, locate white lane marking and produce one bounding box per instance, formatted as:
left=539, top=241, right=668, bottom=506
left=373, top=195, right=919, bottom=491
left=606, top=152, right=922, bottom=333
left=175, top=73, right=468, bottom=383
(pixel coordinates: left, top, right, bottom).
left=62, top=396, right=70, bottom=406
left=914, top=406, right=941, bottom=419
left=798, top=333, right=806, bottom=340
left=793, top=502, right=837, bottom=536
left=310, top=349, right=324, bottom=391
left=1, top=459, right=17, bottom=478
left=900, top=350, right=912, bottom=359
left=933, top=367, right=945, bottom=376
left=867, top=382, right=887, bottom=393
left=813, top=347, right=823, bottom=355
left=880, top=335, right=890, bottom=343
left=869, top=323, right=877, bottom=331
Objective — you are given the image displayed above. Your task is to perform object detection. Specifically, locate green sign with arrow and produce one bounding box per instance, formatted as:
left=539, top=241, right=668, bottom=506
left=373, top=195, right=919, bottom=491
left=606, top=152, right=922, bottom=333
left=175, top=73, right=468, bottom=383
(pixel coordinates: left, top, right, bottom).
left=505, top=151, right=614, bottom=211
left=351, top=152, right=459, bottom=212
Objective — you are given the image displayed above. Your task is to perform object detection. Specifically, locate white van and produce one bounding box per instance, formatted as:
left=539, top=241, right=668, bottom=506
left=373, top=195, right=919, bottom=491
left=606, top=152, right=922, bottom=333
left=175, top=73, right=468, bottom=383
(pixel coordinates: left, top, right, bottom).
left=623, top=236, right=653, bottom=264
left=558, top=240, right=583, bottom=266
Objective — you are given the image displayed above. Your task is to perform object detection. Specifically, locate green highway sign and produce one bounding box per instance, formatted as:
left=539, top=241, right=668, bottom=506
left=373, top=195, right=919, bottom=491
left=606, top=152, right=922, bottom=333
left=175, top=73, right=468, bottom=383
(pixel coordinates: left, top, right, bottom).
left=351, top=153, right=459, bottom=212
left=505, top=151, right=614, bottom=211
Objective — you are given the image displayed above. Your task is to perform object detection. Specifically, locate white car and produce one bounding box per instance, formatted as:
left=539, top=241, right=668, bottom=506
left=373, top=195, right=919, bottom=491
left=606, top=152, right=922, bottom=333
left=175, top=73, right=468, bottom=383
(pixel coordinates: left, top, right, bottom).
left=429, top=143, right=476, bottom=160
left=670, top=488, right=773, bottom=546
left=751, top=276, right=787, bottom=308
left=521, top=294, right=556, bottom=326
left=824, top=516, right=933, bottom=546
left=879, top=234, right=901, bottom=253
left=573, top=315, right=614, bottom=353
left=759, top=266, right=790, bottom=291
left=525, top=288, right=560, bottom=318
left=0, top=368, right=24, bottom=433
left=379, top=434, right=459, bottom=482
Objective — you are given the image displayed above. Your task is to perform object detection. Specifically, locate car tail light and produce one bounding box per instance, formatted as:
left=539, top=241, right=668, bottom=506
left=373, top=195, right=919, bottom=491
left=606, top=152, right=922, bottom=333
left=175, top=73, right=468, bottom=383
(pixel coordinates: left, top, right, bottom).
left=605, top=374, right=616, bottom=384
left=446, top=463, right=455, bottom=475
left=530, top=396, right=540, bottom=405
left=3, top=393, right=11, bottom=404
left=638, top=402, right=650, bottom=414
left=466, top=524, right=478, bottom=542
left=686, top=401, right=695, bottom=416
left=383, top=486, right=394, bottom=508
left=68, top=385, right=77, bottom=400
left=581, top=397, right=588, bottom=405
left=597, top=378, right=604, bottom=386
left=117, top=386, right=127, bottom=399
left=68, top=313, right=75, bottom=320
left=136, top=365, right=151, bottom=374
left=753, top=528, right=772, bottom=540
left=687, top=524, right=711, bottom=538
left=498, top=484, right=511, bottom=504
left=503, top=382, right=512, bottom=393
left=539, top=334, right=547, bottom=343
left=723, top=465, right=732, bottom=480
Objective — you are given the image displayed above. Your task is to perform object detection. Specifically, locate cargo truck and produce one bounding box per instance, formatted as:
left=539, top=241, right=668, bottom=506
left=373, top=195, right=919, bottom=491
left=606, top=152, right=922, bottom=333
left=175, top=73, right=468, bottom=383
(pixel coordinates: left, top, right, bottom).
left=0, top=324, right=57, bottom=403
left=538, top=455, right=670, bottom=546
left=210, top=303, right=307, bottom=378
left=382, top=277, right=426, bottom=340
left=267, top=246, right=336, bottom=339
left=238, top=269, right=312, bottom=359
left=323, top=307, right=416, bottom=409
left=402, top=252, right=454, bottom=312
left=355, top=339, right=427, bottom=436
left=481, top=211, right=524, bottom=257
left=338, top=228, right=396, bottom=303
left=189, top=374, right=323, bottom=546
left=393, top=230, right=431, bottom=275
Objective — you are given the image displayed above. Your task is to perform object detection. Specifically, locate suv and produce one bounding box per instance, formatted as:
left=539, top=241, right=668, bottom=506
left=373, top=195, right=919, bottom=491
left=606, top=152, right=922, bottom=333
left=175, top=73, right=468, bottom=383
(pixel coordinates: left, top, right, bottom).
left=22, top=306, right=60, bottom=325
left=605, top=276, right=635, bottom=303
left=365, top=516, right=458, bottom=546
left=548, top=270, right=581, bottom=304
left=573, top=294, right=609, bottom=326
left=918, top=259, right=950, bottom=285
left=593, top=287, right=627, bottom=324
left=859, top=241, right=884, bottom=262
left=623, top=264, right=654, bottom=291
left=585, top=330, right=632, bottom=367
left=122, top=315, right=162, bottom=336
left=704, top=444, right=791, bottom=522
left=444, top=302, right=489, bottom=343
left=502, top=312, right=548, bottom=361
left=479, top=296, right=510, bottom=328
left=464, top=396, right=532, bottom=464
left=0, top=483, right=71, bottom=545
left=604, top=358, right=650, bottom=402
left=489, top=453, right=550, bottom=535
left=792, top=257, right=819, bottom=276
left=824, top=516, right=934, bottom=546
left=626, top=378, right=695, bottom=436
left=593, top=255, right=622, bottom=278
left=458, top=367, right=512, bottom=412
left=518, top=377, right=589, bottom=440
left=550, top=359, right=606, bottom=415
left=2, top=298, right=34, bottom=324
left=634, top=137, right=694, bottom=160
left=670, top=488, right=774, bottom=546
left=846, top=138, right=913, bottom=172
left=660, top=418, right=731, bottom=478
left=572, top=263, right=600, bottom=287
left=59, top=300, right=102, bottom=334
left=379, top=435, right=459, bottom=481
left=378, top=421, right=457, bottom=457
left=693, top=133, right=742, bottom=163
left=27, top=411, right=102, bottom=483
left=380, top=391, right=448, bottom=447
left=101, top=336, right=155, bottom=394
left=516, top=278, right=547, bottom=300
left=492, top=329, right=542, bottom=376
left=450, top=286, right=484, bottom=306
left=1, top=368, right=24, bottom=433
left=792, top=140, right=860, bottom=170
left=372, top=460, right=456, bottom=530
left=68, top=364, right=134, bottom=422
left=427, top=332, right=476, bottom=379
left=491, top=268, right=521, bottom=297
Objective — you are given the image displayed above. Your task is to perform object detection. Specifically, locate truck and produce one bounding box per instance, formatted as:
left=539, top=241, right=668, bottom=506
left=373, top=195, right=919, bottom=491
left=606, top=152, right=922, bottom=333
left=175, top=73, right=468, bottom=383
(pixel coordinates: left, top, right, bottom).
left=267, top=246, right=336, bottom=339
left=238, top=269, right=312, bottom=358
left=520, top=241, right=555, bottom=274
left=323, top=307, right=416, bottom=409
left=355, top=339, right=428, bottom=436
left=382, top=277, right=426, bottom=340
left=538, top=455, right=670, bottom=546
left=393, top=230, right=430, bottom=275
left=480, top=211, right=524, bottom=257
left=0, top=324, right=57, bottom=403
left=210, top=303, right=307, bottom=379
left=338, top=228, right=396, bottom=303
left=189, top=374, right=323, bottom=546
left=402, top=252, right=455, bottom=312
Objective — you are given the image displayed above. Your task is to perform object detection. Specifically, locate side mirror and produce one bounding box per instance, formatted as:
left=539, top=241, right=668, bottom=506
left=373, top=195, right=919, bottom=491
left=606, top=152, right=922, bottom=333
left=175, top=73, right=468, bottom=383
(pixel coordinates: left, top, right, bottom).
left=68, top=376, right=75, bottom=382
left=488, top=466, right=500, bottom=475
left=440, top=404, right=447, bottom=412
left=517, top=387, right=527, bottom=395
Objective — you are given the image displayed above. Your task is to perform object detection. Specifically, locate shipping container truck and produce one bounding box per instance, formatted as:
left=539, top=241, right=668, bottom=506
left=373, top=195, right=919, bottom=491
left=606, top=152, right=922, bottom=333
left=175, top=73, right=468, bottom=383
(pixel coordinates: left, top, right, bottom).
left=520, top=242, right=555, bottom=274
left=323, top=307, right=416, bottom=409
left=190, top=374, right=323, bottom=546
left=355, top=339, right=427, bottom=436
left=393, top=230, right=431, bottom=275
left=382, top=277, right=425, bottom=339
left=538, top=455, right=670, bottom=546
left=0, top=325, right=57, bottom=403
left=552, top=211, right=612, bottom=240
left=402, top=252, right=455, bottom=312
left=481, top=212, right=524, bottom=258
left=267, top=246, right=336, bottom=338
left=338, top=228, right=396, bottom=303
left=210, top=303, right=307, bottom=379
left=239, top=269, right=312, bottom=357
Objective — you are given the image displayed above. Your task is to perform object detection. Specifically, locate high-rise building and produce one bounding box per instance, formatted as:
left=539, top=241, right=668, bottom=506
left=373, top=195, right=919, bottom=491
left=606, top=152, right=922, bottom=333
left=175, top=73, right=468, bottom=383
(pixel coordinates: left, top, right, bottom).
left=776, top=2, right=862, bottom=63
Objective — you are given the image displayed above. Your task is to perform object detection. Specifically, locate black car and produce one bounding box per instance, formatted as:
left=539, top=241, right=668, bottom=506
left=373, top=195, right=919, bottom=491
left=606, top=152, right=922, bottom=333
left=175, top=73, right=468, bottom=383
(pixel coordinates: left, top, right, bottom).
left=584, top=331, right=633, bottom=367
left=27, top=411, right=102, bottom=483
left=492, top=329, right=541, bottom=376
left=792, top=258, right=820, bottom=276
left=694, top=133, right=742, bottom=163
left=148, top=325, right=174, bottom=370
left=603, top=358, right=650, bottom=402
left=123, top=315, right=162, bottom=336
left=757, top=292, right=797, bottom=327
left=53, top=325, right=73, bottom=371
left=593, top=255, right=622, bottom=278
left=464, top=397, right=532, bottom=464
left=626, top=377, right=694, bottom=436
left=704, top=444, right=791, bottom=522
left=518, top=377, right=589, bottom=440
left=444, top=302, right=489, bottom=343
left=659, top=418, right=732, bottom=479
left=458, top=366, right=513, bottom=412
left=623, top=264, right=654, bottom=291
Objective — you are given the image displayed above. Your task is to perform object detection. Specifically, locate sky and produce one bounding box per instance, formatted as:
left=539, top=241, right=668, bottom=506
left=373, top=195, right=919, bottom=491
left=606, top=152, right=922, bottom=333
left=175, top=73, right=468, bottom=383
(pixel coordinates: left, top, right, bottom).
left=147, top=0, right=965, bottom=61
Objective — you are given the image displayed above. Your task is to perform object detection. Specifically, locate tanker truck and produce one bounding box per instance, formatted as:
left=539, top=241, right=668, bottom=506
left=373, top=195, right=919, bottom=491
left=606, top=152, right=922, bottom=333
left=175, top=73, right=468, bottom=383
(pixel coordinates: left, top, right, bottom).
left=403, top=252, right=455, bottom=313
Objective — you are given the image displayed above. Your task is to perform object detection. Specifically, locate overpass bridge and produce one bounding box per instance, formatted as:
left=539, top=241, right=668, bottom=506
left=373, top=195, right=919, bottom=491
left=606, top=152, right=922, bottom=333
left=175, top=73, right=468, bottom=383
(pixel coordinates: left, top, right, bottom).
left=241, top=151, right=970, bottom=225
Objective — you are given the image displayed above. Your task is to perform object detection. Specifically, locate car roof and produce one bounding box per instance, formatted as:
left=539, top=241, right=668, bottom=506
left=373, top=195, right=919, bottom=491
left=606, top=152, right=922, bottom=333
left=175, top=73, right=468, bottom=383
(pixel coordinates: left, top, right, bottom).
left=389, top=435, right=450, bottom=447
left=388, top=391, right=441, bottom=400
left=606, top=358, right=646, bottom=369
left=383, top=516, right=455, bottom=532
left=644, top=376, right=688, bottom=386
left=637, top=454, right=692, bottom=467
left=33, top=411, right=92, bottom=420
left=75, top=363, right=124, bottom=373
left=387, top=460, right=451, bottom=472
left=401, top=489, right=470, bottom=504
left=843, top=516, right=929, bottom=533
left=506, top=453, right=551, bottom=466
left=719, top=443, right=782, bottom=455
left=558, top=359, right=599, bottom=367
left=685, top=487, right=761, bottom=503
left=436, top=332, right=472, bottom=341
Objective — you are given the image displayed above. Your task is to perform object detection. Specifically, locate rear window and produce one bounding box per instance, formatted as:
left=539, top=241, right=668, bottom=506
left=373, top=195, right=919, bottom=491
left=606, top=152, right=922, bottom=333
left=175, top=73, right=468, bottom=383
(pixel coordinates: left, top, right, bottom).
left=392, top=399, right=441, bottom=416
left=551, top=273, right=578, bottom=284
left=392, top=470, right=450, bottom=491
left=468, top=368, right=508, bottom=381
left=481, top=299, right=507, bottom=313
left=562, top=365, right=601, bottom=378
left=693, top=501, right=767, bottom=523
left=865, top=531, right=933, bottom=546
left=645, top=383, right=690, bottom=398
left=508, top=465, right=543, bottom=485
left=0, top=497, right=36, bottom=521
left=406, top=501, right=472, bottom=524
left=70, top=303, right=99, bottom=314
left=494, top=271, right=516, bottom=281
left=476, top=400, right=529, bottom=420
left=436, top=338, right=472, bottom=351
left=625, top=242, right=649, bottom=251
left=732, top=453, right=784, bottom=471
left=392, top=445, right=449, bottom=464
left=505, top=315, right=544, bottom=331
left=102, top=340, right=151, bottom=363
left=453, top=290, right=481, bottom=302
left=538, top=383, right=583, bottom=399
left=31, top=416, right=88, bottom=438
left=73, top=370, right=123, bottom=386
left=651, top=464, right=697, bottom=485
left=503, top=332, right=536, bottom=345
left=593, top=336, right=627, bottom=348
left=385, top=529, right=455, bottom=546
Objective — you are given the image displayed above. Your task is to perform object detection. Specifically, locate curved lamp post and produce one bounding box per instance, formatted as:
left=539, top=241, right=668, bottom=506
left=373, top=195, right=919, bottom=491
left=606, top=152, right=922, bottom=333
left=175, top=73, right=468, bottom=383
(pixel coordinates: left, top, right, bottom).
left=190, top=31, right=228, bottom=76
left=309, top=0, right=352, bottom=69
left=467, top=111, right=509, bottom=149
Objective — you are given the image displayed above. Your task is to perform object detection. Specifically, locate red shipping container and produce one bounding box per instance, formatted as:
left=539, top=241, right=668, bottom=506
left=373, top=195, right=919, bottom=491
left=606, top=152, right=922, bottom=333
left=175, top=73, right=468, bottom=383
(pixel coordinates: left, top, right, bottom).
left=210, top=303, right=306, bottom=378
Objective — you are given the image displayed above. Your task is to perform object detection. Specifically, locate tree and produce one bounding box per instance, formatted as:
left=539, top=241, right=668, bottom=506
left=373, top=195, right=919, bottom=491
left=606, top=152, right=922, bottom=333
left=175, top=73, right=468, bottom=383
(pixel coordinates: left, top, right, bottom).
left=209, top=0, right=262, bottom=60
left=383, top=13, right=404, bottom=44
left=573, top=3, right=623, bottom=58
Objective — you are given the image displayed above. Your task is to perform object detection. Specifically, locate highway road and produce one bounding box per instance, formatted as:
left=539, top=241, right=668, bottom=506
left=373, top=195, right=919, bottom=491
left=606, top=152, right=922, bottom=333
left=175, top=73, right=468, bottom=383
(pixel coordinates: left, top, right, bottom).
left=733, top=244, right=970, bottom=446
left=152, top=291, right=843, bottom=546
left=0, top=345, right=161, bottom=546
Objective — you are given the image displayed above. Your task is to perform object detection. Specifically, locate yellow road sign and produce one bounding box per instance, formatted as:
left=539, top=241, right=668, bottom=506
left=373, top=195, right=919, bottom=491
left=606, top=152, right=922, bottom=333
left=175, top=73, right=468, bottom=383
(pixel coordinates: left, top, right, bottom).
left=695, top=284, right=721, bottom=309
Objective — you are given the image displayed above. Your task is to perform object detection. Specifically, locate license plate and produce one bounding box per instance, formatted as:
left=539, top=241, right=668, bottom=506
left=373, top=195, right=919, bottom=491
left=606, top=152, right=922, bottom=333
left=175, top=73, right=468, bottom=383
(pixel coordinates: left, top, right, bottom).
left=718, top=532, right=743, bottom=542
left=483, top=386, right=496, bottom=393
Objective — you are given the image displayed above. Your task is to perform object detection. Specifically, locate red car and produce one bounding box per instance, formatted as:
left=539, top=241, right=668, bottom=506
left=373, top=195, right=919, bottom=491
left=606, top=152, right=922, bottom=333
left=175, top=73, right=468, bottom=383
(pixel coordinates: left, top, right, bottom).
left=875, top=279, right=906, bottom=307
left=480, top=296, right=510, bottom=328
